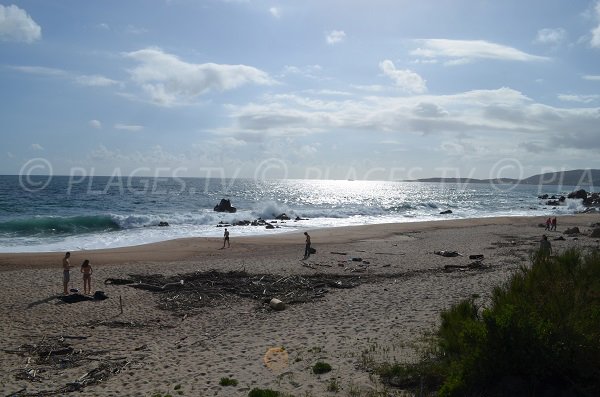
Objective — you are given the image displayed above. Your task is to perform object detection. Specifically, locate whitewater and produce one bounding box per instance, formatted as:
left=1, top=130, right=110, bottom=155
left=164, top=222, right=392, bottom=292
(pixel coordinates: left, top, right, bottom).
left=0, top=175, right=587, bottom=252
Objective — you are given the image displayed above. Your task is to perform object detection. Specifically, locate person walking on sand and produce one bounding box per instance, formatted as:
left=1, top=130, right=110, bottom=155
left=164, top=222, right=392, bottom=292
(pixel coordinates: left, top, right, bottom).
left=545, top=217, right=551, bottom=230
left=551, top=217, right=557, bottom=231
left=81, top=259, right=93, bottom=295
left=222, top=228, right=230, bottom=248
left=62, top=252, right=72, bottom=295
left=539, top=235, right=552, bottom=259
left=303, top=232, right=311, bottom=259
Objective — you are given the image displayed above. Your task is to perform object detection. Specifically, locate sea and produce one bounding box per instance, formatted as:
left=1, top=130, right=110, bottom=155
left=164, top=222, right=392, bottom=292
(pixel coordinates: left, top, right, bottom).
left=0, top=175, right=589, bottom=253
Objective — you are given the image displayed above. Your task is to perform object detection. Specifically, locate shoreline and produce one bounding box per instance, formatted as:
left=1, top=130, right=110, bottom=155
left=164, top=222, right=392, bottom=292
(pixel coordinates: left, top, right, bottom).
left=1, top=214, right=598, bottom=270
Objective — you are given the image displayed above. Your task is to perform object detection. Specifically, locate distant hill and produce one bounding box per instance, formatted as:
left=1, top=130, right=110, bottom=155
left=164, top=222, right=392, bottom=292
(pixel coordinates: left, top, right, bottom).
left=407, top=169, right=600, bottom=187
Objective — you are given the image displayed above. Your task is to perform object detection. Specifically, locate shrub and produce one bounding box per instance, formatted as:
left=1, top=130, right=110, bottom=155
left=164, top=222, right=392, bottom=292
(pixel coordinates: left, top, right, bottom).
left=312, top=361, right=332, bottom=374
left=248, top=388, right=281, bottom=397
left=379, top=248, right=600, bottom=396
left=219, top=377, right=238, bottom=386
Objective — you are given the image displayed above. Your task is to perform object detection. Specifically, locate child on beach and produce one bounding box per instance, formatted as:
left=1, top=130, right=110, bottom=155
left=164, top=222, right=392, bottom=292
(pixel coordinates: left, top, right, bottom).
left=81, top=259, right=93, bottom=295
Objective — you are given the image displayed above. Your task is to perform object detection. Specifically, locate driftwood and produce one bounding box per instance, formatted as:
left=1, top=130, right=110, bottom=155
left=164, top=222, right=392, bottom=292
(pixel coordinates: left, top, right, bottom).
left=113, top=270, right=364, bottom=313
left=444, top=261, right=486, bottom=271
left=6, top=336, right=132, bottom=396
left=434, top=250, right=462, bottom=257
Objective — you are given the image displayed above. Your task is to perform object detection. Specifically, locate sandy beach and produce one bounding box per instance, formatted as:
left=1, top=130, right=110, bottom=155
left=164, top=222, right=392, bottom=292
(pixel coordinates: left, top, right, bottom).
left=1, top=214, right=599, bottom=397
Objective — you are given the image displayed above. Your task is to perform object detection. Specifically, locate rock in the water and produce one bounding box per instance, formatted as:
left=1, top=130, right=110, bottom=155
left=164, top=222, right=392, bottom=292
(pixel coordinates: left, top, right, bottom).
left=275, top=213, right=290, bottom=220
left=214, top=199, right=236, bottom=213
left=158, top=221, right=169, bottom=227
left=439, top=210, right=453, bottom=214
left=567, top=189, right=587, bottom=200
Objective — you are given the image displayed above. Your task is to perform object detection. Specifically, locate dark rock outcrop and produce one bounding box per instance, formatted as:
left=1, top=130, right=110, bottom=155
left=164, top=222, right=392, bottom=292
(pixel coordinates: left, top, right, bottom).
left=214, top=199, right=236, bottom=213
left=439, top=210, right=452, bottom=214
left=564, top=227, right=580, bottom=235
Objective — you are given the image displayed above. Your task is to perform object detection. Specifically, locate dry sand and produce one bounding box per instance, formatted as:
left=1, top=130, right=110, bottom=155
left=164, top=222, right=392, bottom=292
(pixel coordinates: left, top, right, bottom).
left=1, top=214, right=599, bottom=396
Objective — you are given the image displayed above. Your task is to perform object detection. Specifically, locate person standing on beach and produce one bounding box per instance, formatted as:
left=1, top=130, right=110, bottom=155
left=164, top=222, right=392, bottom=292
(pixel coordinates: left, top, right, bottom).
left=222, top=228, right=230, bottom=248
left=62, top=252, right=72, bottom=295
left=81, top=259, right=93, bottom=295
left=545, top=217, right=551, bottom=230
left=539, top=235, right=552, bottom=259
left=551, top=217, right=557, bottom=231
left=303, top=232, right=311, bottom=259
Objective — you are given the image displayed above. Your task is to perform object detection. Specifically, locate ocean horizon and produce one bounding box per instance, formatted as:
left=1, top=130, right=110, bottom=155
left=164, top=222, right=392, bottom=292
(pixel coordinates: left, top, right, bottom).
left=0, top=174, right=590, bottom=253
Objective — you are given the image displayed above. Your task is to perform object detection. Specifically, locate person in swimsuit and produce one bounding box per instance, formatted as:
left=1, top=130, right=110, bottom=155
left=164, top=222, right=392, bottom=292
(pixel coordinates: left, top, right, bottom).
left=62, top=252, right=72, bottom=295
left=222, top=228, right=230, bottom=248
left=81, top=259, right=93, bottom=295
left=303, top=232, right=311, bottom=259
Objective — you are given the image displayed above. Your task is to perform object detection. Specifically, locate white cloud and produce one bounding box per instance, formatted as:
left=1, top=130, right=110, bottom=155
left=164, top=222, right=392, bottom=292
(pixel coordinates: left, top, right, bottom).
left=558, top=94, right=599, bottom=103
left=326, top=30, right=346, bottom=45
left=0, top=4, right=41, bottom=43
left=89, top=120, right=102, bottom=129
left=411, top=39, right=550, bottom=64
left=591, top=1, right=600, bottom=48
left=269, top=7, right=281, bottom=18
left=114, top=124, right=144, bottom=132
left=379, top=60, right=427, bottom=94
left=124, top=47, right=275, bottom=106
left=31, top=143, right=44, bottom=151
left=583, top=74, right=600, bottom=80
left=10, top=65, right=119, bottom=88
left=281, top=64, right=322, bottom=79
left=220, top=137, right=247, bottom=147
left=535, top=28, right=566, bottom=45
left=217, top=86, right=600, bottom=154
left=10, top=65, right=65, bottom=76
left=75, top=75, right=119, bottom=87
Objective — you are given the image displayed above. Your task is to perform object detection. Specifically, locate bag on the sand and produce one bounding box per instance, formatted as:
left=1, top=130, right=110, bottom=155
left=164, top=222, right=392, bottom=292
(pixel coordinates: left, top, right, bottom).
left=309, top=247, right=317, bottom=254
left=93, top=291, right=108, bottom=300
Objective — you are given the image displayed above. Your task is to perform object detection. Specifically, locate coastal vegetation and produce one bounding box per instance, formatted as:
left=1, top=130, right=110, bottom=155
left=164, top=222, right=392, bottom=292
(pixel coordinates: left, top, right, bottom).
left=377, top=247, right=600, bottom=396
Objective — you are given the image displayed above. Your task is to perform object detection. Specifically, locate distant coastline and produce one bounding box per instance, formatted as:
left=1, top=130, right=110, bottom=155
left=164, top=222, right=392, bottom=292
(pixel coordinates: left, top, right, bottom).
left=405, top=168, right=600, bottom=187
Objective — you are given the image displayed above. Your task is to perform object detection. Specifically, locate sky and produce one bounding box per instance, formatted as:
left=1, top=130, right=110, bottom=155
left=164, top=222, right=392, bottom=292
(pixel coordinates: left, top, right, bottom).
left=1, top=0, right=599, bottom=181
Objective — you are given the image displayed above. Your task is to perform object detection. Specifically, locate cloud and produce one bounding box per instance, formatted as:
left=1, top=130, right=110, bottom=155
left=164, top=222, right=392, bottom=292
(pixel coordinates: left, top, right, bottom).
left=326, top=30, right=346, bottom=45
left=124, top=47, right=275, bottom=106
left=31, top=143, right=44, bottom=151
left=114, top=123, right=144, bottom=132
left=281, top=64, right=322, bottom=79
left=10, top=65, right=119, bottom=88
left=75, top=75, right=119, bottom=87
left=269, top=7, right=281, bottom=18
left=0, top=4, right=41, bottom=43
left=591, top=1, right=600, bottom=48
left=583, top=74, right=600, bottom=81
left=379, top=60, right=427, bottom=94
left=218, top=86, right=600, bottom=154
left=411, top=39, right=550, bottom=64
left=89, top=120, right=102, bottom=129
left=558, top=94, right=599, bottom=103
left=535, top=28, right=566, bottom=45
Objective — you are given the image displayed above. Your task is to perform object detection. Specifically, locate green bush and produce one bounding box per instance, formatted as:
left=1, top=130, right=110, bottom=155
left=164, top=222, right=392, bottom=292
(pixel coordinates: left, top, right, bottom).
left=248, top=388, right=281, bottom=397
left=312, top=361, right=332, bottom=374
left=380, top=248, right=600, bottom=396
left=219, top=377, right=238, bottom=386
